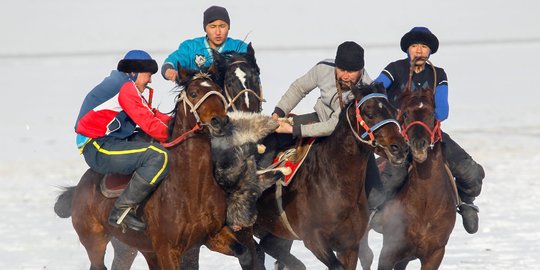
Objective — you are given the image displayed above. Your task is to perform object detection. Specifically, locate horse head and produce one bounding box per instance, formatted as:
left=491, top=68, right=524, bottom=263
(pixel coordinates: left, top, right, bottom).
left=213, top=43, right=264, bottom=113
left=349, top=82, right=409, bottom=165
left=170, top=64, right=229, bottom=138
left=398, top=87, right=440, bottom=163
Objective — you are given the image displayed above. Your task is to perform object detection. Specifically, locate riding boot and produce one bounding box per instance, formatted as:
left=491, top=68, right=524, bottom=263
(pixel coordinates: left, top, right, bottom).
left=458, top=196, right=479, bottom=234
left=108, top=172, right=155, bottom=231
left=441, top=132, right=484, bottom=234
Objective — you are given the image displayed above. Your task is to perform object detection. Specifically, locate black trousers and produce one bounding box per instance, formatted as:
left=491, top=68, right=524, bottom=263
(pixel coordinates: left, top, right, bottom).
left=82, top=136, right=169, bottom=186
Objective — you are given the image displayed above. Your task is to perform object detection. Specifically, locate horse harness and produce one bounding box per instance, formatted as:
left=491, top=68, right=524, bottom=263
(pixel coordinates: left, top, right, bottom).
left=224, top=60, right=265, bottom=112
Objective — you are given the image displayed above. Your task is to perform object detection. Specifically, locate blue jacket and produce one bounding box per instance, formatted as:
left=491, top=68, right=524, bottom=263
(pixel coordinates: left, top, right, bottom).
left=162, top=36, right=248, bottom=76
left=374, top=58, right=449, bottom=121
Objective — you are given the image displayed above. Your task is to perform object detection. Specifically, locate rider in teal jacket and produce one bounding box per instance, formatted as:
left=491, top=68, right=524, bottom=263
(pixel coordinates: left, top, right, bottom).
left=161, top=6, right=248, bottom=80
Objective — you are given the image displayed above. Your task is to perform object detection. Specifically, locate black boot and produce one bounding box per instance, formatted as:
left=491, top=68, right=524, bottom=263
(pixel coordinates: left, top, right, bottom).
left=108, top=172, right=155, bottom=231
left=458, top=198, right=479, bottom=234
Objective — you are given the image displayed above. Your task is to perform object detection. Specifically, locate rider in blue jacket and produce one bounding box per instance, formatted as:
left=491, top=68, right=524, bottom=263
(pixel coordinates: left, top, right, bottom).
left=374, top=27, right=485, bottom=234
left=162, top=5, right=248, bottom=80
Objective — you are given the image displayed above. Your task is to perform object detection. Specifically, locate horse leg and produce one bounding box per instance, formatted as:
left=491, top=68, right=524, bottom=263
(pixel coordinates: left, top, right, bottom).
left=377, top=244, right=407, bottom=270
left=180, top=247, right=200, bottom=270
left=336, top=246, right=360, bottom=270
left=206, top=226, right=264, bottom=270
left=140, top=251, right=160, bottom=270
left=357, top=229, right=373, bottom=270
left=259, top=234, right=305, bottom=270
left=110, top=237, right=138, bottom=270
left=154, top=244, right=182, bottom=270
left=419, top=248, right=445, bottom=270
left=74, top=223, right=110, bottom=270
left=302, top=236, right=344, bottom=270
left=394, top=260, right=410, bottom=270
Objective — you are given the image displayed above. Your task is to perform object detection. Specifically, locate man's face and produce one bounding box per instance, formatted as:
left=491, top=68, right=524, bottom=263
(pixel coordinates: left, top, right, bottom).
left=335, top=68, right=362, bottom=90
left=408, top=43, right=431, bottom=66
left=134, top=72, right=152, bottom=93
left=205, top=20, right=229, bottom=49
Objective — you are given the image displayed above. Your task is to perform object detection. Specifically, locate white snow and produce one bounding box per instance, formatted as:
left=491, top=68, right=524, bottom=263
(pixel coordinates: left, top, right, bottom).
left=1, top=0, right=540, bottom=269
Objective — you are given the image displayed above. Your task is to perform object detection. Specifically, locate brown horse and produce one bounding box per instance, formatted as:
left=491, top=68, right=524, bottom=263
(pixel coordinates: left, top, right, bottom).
left=56, top=68, right=264, bottom=269
left=255, top=83, right=409, bottom=270
left=107, top=46, right=267, bottom=270
left=361, top=87, right=458, bottom=270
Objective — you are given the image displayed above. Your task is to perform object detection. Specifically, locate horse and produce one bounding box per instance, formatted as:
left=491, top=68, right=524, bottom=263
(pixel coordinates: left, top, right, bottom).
left=106, top=46, right=267, bottom=270
left=213, top=42, right=265, bottom=113
left=359, top=87, right=458, bottom=270
left=55, top=66, right=265, bottom=269
left=254, top=83, right=409, bottom=270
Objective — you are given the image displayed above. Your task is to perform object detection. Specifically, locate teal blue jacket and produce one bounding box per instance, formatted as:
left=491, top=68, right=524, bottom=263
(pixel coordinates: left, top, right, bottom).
left=162, top=36, right=247, bottom=76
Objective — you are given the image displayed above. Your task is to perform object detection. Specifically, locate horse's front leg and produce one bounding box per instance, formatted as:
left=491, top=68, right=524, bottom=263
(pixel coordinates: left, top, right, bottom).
left=419, top=247, right=445, bottom=270
left=337, top=246, right=360, bottom=270
left=155, top=245, right=182, bottom=270
left=110, top=237, right=138, bottom=270
left=303, top=235, right=344, bottom=270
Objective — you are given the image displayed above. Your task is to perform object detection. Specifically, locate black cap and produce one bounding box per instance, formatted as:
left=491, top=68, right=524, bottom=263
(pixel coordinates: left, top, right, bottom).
left=335, top=41, right=365, bottom=71
left=117, top=50, right=158, bottom=74
left=203, top=6, right=230, bottom=30
left=400, top=27, right=439, bottom=54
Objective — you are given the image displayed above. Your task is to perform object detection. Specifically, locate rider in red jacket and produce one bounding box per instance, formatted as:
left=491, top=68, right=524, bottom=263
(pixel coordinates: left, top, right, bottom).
left=75, top=50, right=171, bottom=231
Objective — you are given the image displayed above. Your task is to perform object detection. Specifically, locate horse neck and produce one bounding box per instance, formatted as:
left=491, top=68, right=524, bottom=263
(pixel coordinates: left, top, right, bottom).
left=309, top=118, right=372, bottom=186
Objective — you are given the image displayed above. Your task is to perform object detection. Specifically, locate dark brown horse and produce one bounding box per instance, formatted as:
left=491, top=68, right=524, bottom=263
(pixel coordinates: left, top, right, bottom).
left=106, top=45, right=267, bottom=270
left=360, top=87, right=458, bottom=270
left=255, top=83, right=409, bottom=270
left=56, top=68, right=264, bottom=269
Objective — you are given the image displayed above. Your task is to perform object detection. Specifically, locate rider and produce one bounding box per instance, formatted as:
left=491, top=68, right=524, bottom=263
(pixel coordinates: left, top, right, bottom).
left=374, top=27, right=485, bottom=234
left=162, top=5, right=248, bottom=80
left=262, top=41, right=385, bottom=212
left=75, top=50, right=171, bottom=231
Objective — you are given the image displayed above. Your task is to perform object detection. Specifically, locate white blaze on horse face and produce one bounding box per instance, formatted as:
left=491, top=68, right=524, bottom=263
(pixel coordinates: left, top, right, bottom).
left=200, top=81, right=212, bottom=88
left=234, top=67, right=249, bottom=108
left=419, top=102, right=424, bottom=109
left=378, top=102, right=383, bottom=109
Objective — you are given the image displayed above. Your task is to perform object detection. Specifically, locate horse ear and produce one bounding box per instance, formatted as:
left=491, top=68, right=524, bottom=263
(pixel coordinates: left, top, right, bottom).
left=247, top=43, right=255, bottom=57
left=177, top=61, right=188, bottom=83
left=207, top=62, right=218, bottom=78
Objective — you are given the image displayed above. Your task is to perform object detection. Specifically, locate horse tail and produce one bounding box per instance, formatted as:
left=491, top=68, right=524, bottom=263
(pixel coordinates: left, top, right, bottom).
left=54, top=186, right=76, bottom=218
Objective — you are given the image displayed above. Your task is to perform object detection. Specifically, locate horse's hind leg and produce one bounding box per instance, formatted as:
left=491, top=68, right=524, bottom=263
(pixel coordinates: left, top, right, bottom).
left=74, top=223, right=110, bottom=270
left=110, top=238, right=138, bottom=270
left=180, top=247, right=200, bottom=270
left=337, top=246, right=360, bottom=270
left=357, top=230, right=373, bottom=270
left=419, top=248, right=445, bottom=270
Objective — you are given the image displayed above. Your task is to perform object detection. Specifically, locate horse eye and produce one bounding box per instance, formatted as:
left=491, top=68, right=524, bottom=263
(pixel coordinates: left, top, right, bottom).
left=365, top=113, right=374, bottom=120
left=189, top=91, right=197, bottom=98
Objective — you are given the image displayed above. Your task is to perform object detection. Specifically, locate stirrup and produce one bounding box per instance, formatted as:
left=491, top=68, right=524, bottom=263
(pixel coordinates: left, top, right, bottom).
left=458, top=202, right=479, bottom=213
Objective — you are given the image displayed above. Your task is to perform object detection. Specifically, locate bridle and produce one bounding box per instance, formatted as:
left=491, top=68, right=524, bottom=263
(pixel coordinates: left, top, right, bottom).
left=401, top=57, right=442, bottom=149
left=346, top=93, right=401, bottom=148
left=161, top=73, right=227, bottom=148
left=223, top=60, right=265, bottom=112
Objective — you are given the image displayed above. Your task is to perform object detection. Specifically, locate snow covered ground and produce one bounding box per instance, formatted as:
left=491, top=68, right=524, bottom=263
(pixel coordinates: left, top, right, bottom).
left=1, top=0, right=540, bottom=269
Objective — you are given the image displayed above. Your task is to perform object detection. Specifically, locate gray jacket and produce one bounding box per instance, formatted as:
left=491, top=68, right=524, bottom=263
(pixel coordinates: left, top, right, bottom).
left=273, top=59, right=372, bottom=137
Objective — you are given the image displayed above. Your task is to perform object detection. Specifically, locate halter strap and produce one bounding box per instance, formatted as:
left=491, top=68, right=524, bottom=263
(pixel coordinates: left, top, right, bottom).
left=401, top=120, right=442, bottom=148
left=224, top=86, right=266, bottom=112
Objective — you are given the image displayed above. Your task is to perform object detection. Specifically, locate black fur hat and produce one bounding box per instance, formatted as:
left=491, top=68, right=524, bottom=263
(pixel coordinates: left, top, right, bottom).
left=400, top=27, right=439, bottom=54
left=335, top=41, right=365, bottom=71
left=203, top=6, right=230, bottom=30
left=117, top=50, right=158, bottom=74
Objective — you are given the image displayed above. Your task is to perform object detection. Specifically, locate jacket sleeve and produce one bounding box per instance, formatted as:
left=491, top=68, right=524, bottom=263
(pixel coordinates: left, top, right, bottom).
left=118, top=82, right=169, bottom=142
left=297, top=96, right=341, bottom=137
left=163, top=41, right=192, bottom=74
left=434, top=69, right=449, bottom=121
left=274, top=64, right=319, bottom=116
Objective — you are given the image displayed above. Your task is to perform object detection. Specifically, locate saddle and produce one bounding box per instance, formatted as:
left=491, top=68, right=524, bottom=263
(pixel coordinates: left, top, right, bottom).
left=271, top=137, right=316, bottom=185
left=100, top=174, right=131, bottom=198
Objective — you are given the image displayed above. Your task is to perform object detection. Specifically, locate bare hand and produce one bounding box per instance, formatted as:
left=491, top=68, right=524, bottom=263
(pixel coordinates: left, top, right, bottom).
left=165, top=69, right=178, bottom=81
left=275, top=121, right=293, bottom=134
left=271, top=113, right=279, bottom=121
